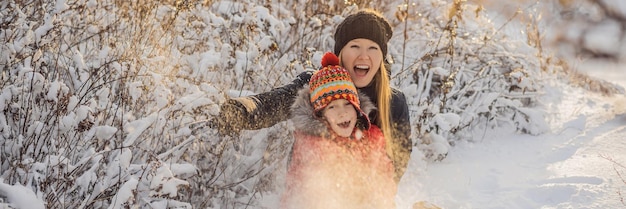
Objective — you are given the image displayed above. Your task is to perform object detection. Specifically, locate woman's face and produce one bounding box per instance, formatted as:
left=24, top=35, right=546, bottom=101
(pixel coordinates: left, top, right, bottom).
left=322, top=99, right=357, bottom=138
left=340, top=38, right=383, bottom=88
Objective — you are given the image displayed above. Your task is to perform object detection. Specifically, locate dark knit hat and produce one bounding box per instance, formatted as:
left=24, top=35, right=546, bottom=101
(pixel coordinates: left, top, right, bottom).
left=333, top=10, right=393, bottom=56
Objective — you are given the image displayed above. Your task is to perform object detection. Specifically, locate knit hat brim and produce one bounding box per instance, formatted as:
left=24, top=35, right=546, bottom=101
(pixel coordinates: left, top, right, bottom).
left=333, top=10, right=392, bottom=56
left=313, top=91, right=371, bottom=131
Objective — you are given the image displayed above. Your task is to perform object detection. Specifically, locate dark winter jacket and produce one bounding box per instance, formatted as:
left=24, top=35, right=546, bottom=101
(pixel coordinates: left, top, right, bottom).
left=218, top=74, right=412, bottom=181
left=281, top=88, right=396, bottom=209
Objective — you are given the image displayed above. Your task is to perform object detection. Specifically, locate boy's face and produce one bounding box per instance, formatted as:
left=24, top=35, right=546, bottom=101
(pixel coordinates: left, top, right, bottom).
left=322, top=99, right=358, bottom=138
left=340, top=38, right=382, bottom=88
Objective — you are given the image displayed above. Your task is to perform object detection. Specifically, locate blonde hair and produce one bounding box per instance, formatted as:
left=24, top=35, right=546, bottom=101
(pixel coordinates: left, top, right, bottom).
left=376, top=64, right=394, bottom=156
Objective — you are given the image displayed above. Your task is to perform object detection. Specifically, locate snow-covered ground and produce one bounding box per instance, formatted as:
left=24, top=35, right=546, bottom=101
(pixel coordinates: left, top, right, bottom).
left=399, top=67, right=626, bottom=208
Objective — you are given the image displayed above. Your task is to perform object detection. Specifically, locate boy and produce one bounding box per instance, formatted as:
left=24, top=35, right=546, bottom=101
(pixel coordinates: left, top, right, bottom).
left=281, top=53, right=396, bottom=209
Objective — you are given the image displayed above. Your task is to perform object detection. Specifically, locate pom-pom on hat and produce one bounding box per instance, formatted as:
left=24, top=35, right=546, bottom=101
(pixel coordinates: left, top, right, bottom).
left=333, top=9, right=393, bottom=56
left=310, top=52, right=370, bottom=130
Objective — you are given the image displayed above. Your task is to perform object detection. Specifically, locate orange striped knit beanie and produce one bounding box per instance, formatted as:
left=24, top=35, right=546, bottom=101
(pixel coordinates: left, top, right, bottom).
left=309, top=52, right=370, bottom=129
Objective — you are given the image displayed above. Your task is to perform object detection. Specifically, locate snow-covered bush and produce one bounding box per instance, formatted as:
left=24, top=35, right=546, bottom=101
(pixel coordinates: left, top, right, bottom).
left=0, top=0, right=353, bottom=207
left=1, top=0, right=622, bottom=208
left=0, top=1, right=201, bottom=208
left=385, top=0, right=551, bottom=160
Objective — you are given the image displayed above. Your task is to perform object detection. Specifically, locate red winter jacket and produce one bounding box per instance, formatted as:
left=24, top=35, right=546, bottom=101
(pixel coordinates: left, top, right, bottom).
left=281, top=88, right=397, bottom=209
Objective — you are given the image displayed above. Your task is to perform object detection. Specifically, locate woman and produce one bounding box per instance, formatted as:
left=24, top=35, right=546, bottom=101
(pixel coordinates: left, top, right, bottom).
left=217, top=9, right=411, bottom=182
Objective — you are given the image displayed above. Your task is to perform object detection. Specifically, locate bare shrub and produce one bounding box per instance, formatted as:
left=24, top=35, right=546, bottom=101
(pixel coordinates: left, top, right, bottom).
left=0, top=0, right=204, bottom=208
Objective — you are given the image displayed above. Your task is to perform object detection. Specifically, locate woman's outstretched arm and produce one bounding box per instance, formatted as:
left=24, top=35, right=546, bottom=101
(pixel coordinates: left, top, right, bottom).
left=216, top=71, right=313, bottom=136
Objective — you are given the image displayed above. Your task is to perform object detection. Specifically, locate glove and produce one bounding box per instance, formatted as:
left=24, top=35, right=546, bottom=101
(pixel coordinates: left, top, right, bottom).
left=294, top=51, right=338, bottom=86
left=215, top=98, right=248, bottom=136
left=293, top=70, right=314, bottom=87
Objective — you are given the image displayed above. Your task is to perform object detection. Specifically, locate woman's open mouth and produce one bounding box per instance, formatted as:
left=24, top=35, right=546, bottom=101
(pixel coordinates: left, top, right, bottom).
left=354, top=65, right=369, bottom=76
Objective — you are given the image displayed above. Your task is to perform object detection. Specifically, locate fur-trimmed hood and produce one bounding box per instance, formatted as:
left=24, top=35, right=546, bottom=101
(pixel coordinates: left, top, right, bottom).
left=291, top=86, right=376, bottom=138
